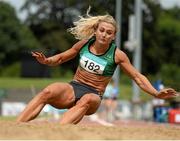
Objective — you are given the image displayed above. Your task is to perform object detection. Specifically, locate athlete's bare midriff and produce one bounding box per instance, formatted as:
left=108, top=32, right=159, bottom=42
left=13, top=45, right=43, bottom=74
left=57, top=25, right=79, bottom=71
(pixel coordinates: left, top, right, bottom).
left=73, top=67, right=112, bottom=94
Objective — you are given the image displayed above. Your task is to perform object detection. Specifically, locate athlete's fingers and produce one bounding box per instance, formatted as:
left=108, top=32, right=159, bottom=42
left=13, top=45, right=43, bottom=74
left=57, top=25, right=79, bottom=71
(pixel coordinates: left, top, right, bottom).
left=167, top=91, right=179, bottom=98
left=40, top=52, right=46, bottom=59
left=34, top=52, right=43, bottom=57
left=167, top=88, right=176, bottom=93
left=161, top=88, right=176, bottom=94
left=168, top=89, right=178, bottom=96
left=173, top=92, right=180, bottom=97
left=31, top=52, right=39, bottom=57
left=167, top=90, right=175, bottom=95
left=32, top=51, right=40, bottom=56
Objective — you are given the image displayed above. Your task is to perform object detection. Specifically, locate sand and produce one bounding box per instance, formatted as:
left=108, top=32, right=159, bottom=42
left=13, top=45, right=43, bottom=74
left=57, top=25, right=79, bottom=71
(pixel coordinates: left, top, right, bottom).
left=0, top=117, right=180, bottom=140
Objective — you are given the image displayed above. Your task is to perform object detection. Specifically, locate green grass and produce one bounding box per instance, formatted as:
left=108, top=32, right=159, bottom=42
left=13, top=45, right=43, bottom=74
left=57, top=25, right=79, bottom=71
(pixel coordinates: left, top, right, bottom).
left=0, top=77, right=152, bottom=101
left=119, top=83, right=152, bottom=101
left=0, top=77, right=71, bottom=89
left=0, top=116, right=16, bottom=121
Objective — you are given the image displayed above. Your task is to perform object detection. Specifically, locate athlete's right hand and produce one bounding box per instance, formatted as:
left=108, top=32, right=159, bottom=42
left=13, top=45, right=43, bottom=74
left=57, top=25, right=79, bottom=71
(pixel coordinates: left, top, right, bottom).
left=31, top=51, right=48, bottom=65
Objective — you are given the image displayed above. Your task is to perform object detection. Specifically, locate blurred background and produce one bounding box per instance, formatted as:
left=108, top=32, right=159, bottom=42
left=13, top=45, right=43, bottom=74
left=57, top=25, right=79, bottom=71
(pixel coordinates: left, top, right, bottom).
left=0, top=0, right=179, bottom=124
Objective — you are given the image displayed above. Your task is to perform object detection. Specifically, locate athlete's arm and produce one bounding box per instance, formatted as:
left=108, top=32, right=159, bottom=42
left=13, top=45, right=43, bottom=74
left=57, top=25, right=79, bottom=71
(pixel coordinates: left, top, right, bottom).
left=115, top=49, right=159, bottom=97
left=115, top=49, right=179, bottom=99
left=32, top=40, right=87, bottom=66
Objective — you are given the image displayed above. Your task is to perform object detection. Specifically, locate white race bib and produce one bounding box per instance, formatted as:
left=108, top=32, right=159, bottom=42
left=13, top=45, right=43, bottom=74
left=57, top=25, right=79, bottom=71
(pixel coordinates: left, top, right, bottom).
left=80, top=55, right=107, bottom=75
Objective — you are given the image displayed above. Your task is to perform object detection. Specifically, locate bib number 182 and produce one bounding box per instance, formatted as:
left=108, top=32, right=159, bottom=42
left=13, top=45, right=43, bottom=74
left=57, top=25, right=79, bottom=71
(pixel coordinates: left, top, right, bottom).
left=84, top=60, right=100, bottom=73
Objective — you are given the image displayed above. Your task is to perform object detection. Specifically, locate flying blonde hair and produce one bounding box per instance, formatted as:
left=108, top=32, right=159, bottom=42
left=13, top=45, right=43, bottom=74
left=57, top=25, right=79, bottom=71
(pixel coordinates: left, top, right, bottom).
left=67, top=7, right=118, bottom=40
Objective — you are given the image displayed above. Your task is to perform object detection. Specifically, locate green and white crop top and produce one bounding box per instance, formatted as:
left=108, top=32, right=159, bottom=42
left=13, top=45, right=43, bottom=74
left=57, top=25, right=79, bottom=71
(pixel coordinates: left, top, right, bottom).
left=79, top=37, right=117, bottom=76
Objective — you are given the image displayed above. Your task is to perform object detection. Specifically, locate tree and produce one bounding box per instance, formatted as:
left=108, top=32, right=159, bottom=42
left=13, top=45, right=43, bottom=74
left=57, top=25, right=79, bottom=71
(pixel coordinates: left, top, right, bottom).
left=0, top=1, right=40, bottom=68
left=20, top=0, right=118, bottom=53
left=141, top=0, right=180, bottom=74
left=157, top=7, right=180, bottom=65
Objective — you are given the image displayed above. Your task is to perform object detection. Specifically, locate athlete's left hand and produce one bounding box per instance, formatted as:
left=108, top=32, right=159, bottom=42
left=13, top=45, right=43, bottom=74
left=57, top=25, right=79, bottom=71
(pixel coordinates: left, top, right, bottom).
left=156, top=88, right=179, bottom=99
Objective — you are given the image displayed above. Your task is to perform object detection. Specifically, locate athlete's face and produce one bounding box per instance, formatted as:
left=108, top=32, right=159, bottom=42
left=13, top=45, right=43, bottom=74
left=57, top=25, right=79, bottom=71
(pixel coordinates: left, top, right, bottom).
left=95, top=22, right=116, bottom=45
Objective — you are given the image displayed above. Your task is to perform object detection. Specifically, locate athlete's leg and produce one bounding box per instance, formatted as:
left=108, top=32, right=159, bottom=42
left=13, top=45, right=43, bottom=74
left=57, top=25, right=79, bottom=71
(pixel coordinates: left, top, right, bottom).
left=17, top=82, right=75, bottom=122
left=60, top=93, right=101, bottom=124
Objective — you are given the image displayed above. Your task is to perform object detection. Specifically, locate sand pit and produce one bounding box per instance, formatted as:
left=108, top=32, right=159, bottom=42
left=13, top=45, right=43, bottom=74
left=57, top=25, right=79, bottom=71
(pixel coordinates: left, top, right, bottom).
left=0, top=117, right=180, bottom=140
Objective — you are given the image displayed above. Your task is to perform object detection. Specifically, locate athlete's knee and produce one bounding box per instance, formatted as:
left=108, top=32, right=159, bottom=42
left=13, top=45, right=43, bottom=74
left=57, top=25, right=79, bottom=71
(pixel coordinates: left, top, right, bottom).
left=76, top=95, right=99, bottom=109
left=84, top=95, right=101, bottom=115
left=38, top=88, right=52, bottom=102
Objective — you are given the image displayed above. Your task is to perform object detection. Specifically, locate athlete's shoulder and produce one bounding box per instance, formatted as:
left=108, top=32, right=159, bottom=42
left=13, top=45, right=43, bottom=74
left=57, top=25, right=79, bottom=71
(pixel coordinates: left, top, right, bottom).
left=115, top=48, right=129, bottom=64
left=71, top=39, right=88, bottom=52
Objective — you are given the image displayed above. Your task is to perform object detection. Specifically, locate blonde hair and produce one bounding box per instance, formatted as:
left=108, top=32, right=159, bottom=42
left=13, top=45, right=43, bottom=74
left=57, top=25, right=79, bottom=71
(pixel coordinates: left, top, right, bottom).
left=67, top=8, right=118, bottom=40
